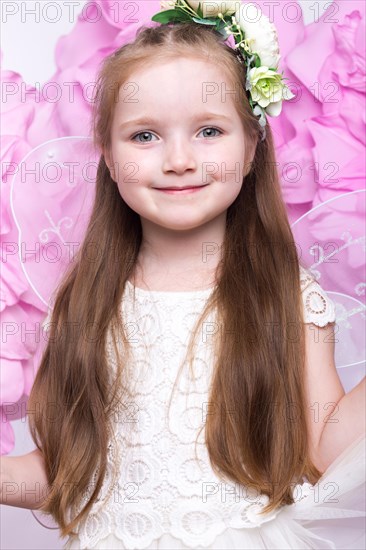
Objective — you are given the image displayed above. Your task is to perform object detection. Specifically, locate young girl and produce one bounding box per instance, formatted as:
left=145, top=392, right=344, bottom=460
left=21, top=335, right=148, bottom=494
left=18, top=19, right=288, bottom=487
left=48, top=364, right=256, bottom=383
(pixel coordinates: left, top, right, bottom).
left=1, top=2, right=365, bottom=549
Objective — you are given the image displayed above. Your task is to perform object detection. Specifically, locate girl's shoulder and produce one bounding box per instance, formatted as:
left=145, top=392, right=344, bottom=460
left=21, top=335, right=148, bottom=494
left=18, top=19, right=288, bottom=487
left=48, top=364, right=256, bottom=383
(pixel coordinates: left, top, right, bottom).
left=299, top=265, right=336, bottom=327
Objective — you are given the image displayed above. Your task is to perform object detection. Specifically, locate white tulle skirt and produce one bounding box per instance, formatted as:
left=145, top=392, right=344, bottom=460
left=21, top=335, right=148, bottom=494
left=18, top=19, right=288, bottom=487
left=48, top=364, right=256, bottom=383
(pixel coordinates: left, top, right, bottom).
left=64, top=434, right=365, bottom=550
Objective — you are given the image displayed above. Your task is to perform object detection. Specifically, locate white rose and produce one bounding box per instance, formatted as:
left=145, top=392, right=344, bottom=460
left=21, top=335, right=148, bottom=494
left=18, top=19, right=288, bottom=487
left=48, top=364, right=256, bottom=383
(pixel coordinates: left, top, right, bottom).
left=235, top=2, right=280, bottom=68
left=160, top=1, right=176, bottom=9
left=187, top=1, right=238, bottom=18
left=264, top=100, right=282, bottom=117
left=247, top=66, right=285, bottom=117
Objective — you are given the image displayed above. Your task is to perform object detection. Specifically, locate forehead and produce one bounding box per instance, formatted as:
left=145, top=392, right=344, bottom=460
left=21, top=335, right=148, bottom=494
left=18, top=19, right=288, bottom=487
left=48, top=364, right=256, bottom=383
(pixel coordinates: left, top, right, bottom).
left=114, top=57, right=240, bottom=120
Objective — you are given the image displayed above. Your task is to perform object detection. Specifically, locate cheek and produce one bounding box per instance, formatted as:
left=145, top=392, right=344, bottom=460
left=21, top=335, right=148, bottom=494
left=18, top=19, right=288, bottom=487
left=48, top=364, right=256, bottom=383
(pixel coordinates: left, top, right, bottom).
left=115, top=181, right=145, bottom=215
left=118, top=140, right=162, bottom=178
left=111, top=145, right=144, bottom=186
left=114, top=162, right=150, bottom=212
left=213, top=141, right=246, bottom=183
left=216, top=160, right=245, bottom=190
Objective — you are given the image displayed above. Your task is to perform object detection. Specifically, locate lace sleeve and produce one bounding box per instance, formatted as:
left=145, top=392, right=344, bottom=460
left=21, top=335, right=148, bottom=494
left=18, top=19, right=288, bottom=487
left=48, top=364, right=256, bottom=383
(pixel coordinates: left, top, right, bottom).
left=300, top=266, right=336, bottom=327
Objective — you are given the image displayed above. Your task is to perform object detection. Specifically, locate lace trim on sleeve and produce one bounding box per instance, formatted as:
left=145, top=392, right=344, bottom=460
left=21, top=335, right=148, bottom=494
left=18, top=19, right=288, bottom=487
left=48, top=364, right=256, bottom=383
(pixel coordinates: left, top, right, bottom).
left=299, top=266, right=336, bottom=327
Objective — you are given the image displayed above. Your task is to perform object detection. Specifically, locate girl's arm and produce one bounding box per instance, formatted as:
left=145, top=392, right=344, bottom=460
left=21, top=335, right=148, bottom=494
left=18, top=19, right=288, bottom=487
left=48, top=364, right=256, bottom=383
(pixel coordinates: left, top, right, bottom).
left=304, top=322, right=365, bottom=472
left=0, top=448, right=50, bottom=510
left=317, top=375, right=365, bottom=465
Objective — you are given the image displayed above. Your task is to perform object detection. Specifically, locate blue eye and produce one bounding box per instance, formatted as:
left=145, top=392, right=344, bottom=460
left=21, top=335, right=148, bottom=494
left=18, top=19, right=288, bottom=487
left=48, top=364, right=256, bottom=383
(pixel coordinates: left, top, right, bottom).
left=199, top=127, right=222, bottom=138
left=131, top=127, right=223, bottom=143
left=131, top=131, right=157, bottom=143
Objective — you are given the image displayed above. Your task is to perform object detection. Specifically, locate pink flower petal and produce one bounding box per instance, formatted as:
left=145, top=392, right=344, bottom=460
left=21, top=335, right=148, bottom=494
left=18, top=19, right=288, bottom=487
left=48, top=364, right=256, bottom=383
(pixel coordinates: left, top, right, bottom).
left=0, top=358, right=24, bottom=405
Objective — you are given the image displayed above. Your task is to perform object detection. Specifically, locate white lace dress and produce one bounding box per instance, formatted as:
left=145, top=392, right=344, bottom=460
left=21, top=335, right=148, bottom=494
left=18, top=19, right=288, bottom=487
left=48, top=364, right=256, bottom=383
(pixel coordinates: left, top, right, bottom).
left=63, top=267, right=365, bottom=550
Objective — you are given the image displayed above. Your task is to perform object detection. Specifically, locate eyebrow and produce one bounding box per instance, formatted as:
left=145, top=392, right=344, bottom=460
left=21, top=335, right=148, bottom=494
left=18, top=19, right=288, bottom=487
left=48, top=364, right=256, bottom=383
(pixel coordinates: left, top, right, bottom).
left=118, top=112, right=232, bottom=130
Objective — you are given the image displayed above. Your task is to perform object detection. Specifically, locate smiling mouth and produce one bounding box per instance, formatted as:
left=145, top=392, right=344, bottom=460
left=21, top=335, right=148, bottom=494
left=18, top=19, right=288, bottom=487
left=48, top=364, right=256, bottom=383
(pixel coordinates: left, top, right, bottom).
left=154, top=185, right=209, bottom=195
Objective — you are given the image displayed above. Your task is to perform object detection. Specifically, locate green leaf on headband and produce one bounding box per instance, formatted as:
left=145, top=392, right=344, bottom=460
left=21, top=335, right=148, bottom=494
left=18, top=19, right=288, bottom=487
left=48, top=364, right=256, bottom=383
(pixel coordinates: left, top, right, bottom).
left=217, top=27, right=230, bottom=38
left=255, top=56, right=262, bottom=68
left=151, top=9, right=192, bottom=23
left=192, top=17, right=217, bottom=25
left=216, top=19, right=228, bottom=32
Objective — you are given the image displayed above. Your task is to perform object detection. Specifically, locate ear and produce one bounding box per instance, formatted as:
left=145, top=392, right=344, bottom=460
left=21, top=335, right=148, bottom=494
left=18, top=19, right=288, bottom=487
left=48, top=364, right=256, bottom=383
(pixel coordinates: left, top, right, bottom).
left=103, top=148, right=116, bottom=181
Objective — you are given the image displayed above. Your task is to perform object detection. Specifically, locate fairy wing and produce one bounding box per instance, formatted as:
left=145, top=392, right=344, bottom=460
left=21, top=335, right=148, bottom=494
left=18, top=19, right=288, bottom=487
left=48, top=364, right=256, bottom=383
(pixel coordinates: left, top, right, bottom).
left=291, top=190, right=366, bottom=392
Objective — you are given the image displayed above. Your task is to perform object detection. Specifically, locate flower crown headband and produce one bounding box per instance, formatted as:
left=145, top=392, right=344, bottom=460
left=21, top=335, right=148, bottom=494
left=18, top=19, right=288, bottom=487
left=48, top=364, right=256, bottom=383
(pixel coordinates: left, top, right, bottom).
left=152, top=1, right=295, bottom=141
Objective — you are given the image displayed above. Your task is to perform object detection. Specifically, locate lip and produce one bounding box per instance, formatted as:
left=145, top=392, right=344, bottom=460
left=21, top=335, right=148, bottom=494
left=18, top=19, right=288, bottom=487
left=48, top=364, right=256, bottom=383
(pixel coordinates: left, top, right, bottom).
left=154, top=185, right=208, bottom=195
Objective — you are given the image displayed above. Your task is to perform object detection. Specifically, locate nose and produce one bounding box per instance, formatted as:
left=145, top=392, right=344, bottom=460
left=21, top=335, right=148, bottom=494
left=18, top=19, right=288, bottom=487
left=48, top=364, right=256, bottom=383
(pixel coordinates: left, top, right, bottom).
left=162, top=136, right=197, bottom=175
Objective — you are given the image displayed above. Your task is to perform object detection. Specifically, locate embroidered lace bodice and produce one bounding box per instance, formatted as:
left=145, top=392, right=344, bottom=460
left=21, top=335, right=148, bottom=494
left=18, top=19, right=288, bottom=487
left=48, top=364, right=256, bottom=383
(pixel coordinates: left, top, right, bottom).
left=64, top=266, right=336, bottom=549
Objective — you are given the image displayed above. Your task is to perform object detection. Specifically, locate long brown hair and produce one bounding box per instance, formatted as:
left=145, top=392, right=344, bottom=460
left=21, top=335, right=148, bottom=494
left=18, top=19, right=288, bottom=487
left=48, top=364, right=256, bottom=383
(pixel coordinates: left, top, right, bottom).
left=27, top=21, right=320, bottom=537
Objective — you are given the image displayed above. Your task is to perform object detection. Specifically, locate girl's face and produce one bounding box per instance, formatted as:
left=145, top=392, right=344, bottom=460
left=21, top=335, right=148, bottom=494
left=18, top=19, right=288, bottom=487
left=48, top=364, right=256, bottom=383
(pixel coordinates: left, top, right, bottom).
left=104, top=57, right=253, bottom=232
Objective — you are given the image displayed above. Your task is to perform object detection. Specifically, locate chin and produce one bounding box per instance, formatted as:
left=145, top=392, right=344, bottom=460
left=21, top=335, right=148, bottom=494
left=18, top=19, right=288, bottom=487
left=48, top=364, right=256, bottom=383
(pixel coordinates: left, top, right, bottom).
left=154, top=220, right=205, bottom=232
